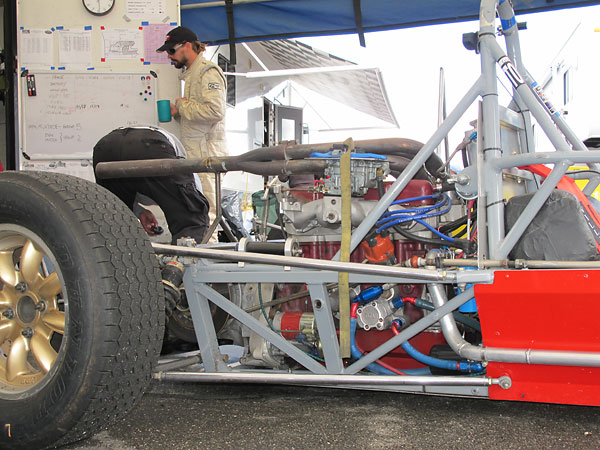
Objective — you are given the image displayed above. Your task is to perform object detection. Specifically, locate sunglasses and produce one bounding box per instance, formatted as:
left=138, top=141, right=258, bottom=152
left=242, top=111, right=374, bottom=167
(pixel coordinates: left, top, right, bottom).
left=167, top=43, right=184, bottom=55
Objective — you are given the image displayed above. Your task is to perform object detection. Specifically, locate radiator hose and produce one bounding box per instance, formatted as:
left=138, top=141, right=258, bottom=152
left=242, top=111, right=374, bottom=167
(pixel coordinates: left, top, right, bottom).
left=392, top=320, right=484, bottom=373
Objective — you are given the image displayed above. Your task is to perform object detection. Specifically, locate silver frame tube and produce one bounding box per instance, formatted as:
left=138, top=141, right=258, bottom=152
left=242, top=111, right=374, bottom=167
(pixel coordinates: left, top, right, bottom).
left=154, top=371, right=503, bottom=387
left=153, top=243, right=455, bottom=282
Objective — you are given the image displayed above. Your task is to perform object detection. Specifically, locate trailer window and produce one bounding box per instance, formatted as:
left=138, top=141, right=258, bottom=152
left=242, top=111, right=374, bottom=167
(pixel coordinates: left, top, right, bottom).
left=563, top=69, right=572, bottom=105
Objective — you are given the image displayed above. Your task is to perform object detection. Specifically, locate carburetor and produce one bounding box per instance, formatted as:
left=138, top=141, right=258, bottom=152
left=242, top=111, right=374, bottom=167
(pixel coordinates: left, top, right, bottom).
left=314, top=153, right=390, bottom=196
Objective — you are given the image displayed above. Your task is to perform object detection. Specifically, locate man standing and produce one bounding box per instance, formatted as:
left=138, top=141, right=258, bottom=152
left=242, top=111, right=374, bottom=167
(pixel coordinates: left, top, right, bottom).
left=157, top=26, right=227, bottom=243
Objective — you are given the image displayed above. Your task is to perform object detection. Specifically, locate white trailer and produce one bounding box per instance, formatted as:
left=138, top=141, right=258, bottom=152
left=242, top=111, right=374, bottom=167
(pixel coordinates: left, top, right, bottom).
left=537, top=20, right=600, bottom=148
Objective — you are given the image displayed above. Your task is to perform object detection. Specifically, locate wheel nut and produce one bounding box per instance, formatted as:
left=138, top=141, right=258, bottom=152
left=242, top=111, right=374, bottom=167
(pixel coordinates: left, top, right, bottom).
left=2, top=308, right=15, bottom=320
left=35, top=301, right=46, bottom=312
left=15, top=282, right=28, bottom=293
left=21, top=327, right=34, bottom=339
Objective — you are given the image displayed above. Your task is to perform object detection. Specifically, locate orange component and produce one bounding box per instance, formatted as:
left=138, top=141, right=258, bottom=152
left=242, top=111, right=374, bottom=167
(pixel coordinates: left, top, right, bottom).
left=361, top=234, right=395, bottom=264
left=409, top=255, right=421, bottom=268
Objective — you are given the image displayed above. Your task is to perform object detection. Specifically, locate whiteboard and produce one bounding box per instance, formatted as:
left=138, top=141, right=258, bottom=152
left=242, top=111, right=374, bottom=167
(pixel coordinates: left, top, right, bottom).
left=21, top=72, right=158, bottom=159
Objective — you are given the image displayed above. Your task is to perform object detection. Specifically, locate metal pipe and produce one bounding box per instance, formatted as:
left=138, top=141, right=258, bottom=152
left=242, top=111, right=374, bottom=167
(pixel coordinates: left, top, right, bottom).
left=153, top=371, right=503, bottom=387
left=437, top=67, right=449, bottom=162
left=479, top=13, right=504, bottom=259
left=475, top=101, right=488, bottom=263
left=219, top=217, right=238, bottom=242
left=428, top=283, right=600, bottom=367
left=155, top=355, right=202, bottom=372
left=499, top=13, right=538, bottom=172
left=94, top=138, right=438, bottom=181
left=434, top=258, right=600, bottom=269
left=236, top=138, right=425, bottom=161
left=513, top=260, right=600, bottom=269
left=152, top=243, right=454, bottom=282
left=491, top=152, right=600, bottom=170
left=492, top=0, right=541, bottom=197
left=95, top=157, right=328, bottom=179
left=196, top=242, right=238, bottom=250
left=497, top=0, right=524, bottom=73
left=434, top=258, right=510, bottom=268
left=567, top=171, right=600, bottom=181
left=234, top=137, right=442, bottom=174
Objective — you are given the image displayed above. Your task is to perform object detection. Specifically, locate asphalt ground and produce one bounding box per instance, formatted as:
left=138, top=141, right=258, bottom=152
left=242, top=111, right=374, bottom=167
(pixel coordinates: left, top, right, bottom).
left=63, top=380, right=600, bottom=450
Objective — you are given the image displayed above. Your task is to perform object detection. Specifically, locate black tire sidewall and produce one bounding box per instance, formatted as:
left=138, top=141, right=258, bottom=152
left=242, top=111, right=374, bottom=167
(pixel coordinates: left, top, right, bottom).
left=0, top=172, right=143, bottom=448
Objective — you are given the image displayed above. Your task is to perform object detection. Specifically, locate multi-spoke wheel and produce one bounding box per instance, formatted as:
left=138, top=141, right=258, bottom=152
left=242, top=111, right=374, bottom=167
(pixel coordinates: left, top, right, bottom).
left=0, top=171, right=164, bottom=449
left=0, top=227, right=66, bottom=394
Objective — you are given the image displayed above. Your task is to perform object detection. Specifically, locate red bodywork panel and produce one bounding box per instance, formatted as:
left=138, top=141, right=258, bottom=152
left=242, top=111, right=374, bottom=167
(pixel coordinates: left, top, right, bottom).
left=476, top=269, right=600, bottom=406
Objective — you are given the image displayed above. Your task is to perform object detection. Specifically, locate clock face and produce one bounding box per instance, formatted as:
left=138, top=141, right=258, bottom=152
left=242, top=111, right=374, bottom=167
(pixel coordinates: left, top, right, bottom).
left=82, top=0, right=115, bottom=16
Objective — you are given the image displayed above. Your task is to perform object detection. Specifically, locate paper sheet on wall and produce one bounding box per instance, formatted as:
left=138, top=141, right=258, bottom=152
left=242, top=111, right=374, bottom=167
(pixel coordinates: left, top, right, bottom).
left=21, top=160, right=95, bottom=182
left=125, top=0, right=167, bottom=20
left=102, top=28, right=144, bottom=60
left=19, top=29, right=54, bottom=68
left=143, top=23, right=176, bottom=64
left=58, top=30, right=92, bottom=67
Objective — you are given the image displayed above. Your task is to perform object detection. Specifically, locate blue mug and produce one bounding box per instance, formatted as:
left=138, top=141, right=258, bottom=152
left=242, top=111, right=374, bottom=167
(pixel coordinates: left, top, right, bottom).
left=157, top=99, right=172, bottom=122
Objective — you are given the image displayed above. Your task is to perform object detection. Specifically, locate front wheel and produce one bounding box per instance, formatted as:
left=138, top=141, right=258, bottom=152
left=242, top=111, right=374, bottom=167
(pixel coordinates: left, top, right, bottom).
left=0, top=171, right=165, bottom=449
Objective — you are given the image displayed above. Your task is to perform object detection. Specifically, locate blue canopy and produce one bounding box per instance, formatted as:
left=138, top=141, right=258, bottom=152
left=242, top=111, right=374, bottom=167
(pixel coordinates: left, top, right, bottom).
left=182, top=0, right=600, bottom=45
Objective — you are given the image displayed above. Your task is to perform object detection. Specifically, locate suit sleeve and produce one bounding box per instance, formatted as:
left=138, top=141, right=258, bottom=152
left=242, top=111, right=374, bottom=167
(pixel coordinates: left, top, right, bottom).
left=175, top=67, right=226, bottom=124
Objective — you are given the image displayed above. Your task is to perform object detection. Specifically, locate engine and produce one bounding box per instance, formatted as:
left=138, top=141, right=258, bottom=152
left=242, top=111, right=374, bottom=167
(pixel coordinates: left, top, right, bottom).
left=218, top=151, right=482, bottom=372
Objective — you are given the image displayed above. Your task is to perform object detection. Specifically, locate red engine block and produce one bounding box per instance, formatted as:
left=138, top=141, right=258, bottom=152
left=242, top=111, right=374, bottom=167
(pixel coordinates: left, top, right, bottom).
left=277, top=180, right=446, bottom=370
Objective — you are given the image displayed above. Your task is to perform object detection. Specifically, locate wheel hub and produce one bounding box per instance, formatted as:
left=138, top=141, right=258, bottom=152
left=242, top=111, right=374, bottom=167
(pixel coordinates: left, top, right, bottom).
left=0, top=227, right=67, bottom=395
left=17, top=295, right=37, bottom=323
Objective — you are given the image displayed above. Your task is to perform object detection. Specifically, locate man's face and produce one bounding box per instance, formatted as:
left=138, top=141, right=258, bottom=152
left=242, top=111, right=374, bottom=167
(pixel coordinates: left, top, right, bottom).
left=168, top=43, right=188, bottom=69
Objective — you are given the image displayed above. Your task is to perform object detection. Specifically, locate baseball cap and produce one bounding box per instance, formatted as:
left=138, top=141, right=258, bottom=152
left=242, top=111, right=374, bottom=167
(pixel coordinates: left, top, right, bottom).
left=156, top=26, right=198, bottom=52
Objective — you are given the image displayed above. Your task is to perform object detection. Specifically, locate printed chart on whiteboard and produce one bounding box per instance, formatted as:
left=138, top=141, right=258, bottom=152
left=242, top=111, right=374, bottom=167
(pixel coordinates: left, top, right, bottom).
left=21, top=72, right=158, bottom=159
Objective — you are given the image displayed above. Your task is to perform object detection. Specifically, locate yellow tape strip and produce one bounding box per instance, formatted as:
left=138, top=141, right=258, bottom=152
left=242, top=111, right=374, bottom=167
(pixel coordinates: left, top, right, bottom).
left=339, top=138, right=353, bottom=358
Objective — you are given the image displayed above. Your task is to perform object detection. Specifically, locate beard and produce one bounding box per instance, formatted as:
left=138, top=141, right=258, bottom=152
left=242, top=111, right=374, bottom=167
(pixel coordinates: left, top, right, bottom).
left=172, top=55, right=189, bottom=69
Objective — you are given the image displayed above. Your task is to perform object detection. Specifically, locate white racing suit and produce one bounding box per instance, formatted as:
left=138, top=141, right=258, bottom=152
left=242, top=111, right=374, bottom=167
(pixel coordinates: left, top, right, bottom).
left=176, top=55, right=227, bottom=243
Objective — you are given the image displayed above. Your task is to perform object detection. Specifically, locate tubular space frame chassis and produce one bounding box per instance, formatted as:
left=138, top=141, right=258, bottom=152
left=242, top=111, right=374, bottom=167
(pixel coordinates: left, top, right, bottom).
left=152, top=0, right=600, bottom=396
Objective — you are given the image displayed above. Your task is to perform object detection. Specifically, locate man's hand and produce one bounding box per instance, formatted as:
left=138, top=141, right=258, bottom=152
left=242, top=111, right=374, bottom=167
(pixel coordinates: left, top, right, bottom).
left=171, top=99, right=186, bottom=116
left=138, top=209, right=159, bottom=235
